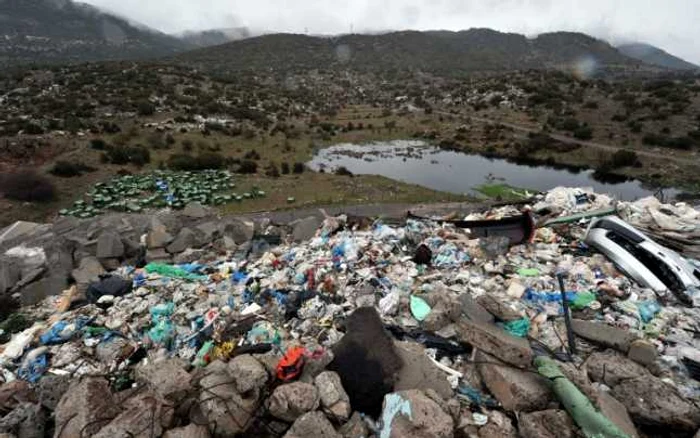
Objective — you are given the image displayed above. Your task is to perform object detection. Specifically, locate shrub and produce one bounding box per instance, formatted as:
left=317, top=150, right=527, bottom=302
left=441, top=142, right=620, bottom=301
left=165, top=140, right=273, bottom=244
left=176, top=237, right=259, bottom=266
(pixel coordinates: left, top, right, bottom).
left=49, top=161, right=95, bottom=177
left=238, top=160, right=258, bottom=174
left=281, top=162, right=290, bottom=174
left=244, top=150, right=261, bottom=160
left=573, top=126, right=593, bottom=140
left=609, top=150, right=641, bottom=168
left=292, top=162, right=305, bottom=174
left=137, top=101, right=155, bottom=116
left=103, top=145, right=151, bottom=166
left=167, top=153, right=226, bottom=171
left=90, top=139, right=107, bottom=150
left=265, top=163, right=280, bottom=178
left=335, top=166, right=354, bottom=177
left=0, top=171, right=56, bottom=202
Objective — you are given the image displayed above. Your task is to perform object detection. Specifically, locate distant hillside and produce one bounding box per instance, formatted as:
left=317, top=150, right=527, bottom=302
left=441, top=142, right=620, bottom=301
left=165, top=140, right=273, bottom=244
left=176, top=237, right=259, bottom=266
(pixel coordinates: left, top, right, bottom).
left=177, top=29, right=641, bottom=76
left=617, top=43, right=698, bottom=70
left=0, top=0, right=187, bottom=66
left=179, top=28, right=253, bottom=48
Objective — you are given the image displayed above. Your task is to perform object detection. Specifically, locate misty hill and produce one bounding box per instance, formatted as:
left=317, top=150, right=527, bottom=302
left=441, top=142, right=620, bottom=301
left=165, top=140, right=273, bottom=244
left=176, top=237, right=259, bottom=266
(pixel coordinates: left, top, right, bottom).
left=0, top=0, right=187, bottom=66
left=617, top=43, right=698, bottom=71
left=178, top=29, right=641, bottom=75
left=179, top=28, right=253, bottom=48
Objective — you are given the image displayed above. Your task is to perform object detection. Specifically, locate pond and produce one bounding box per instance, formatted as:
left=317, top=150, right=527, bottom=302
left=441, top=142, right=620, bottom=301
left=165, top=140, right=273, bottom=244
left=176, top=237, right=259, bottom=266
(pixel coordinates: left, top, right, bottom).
left=308, top=140, right=680, bottom=201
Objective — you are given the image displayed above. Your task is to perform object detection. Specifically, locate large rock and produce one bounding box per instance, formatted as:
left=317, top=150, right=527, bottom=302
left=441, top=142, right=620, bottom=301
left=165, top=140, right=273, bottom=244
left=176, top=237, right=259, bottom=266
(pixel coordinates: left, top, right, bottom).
left=422, top=293, right=462, bottom=332
left=315, top=371, right=351, bottom=421
left=283, top=411, right=341, bottom=438
left=198, top=362, right=259, bottom=436
left=195, top=222, right=220, bottom=246
left=96, top=232, right=124, bottom=259
left=18, top=274, right=66, bottom=306
left=37, top=375, right=70, bottom=411
left=292, top=216, right=322, bottom=242
left=476, top=294, right=524, bottom=322
left=223, top=219, right=255, bottom=245
left=476, top=351, right=553, bottom=412
left=147, top=228, right=174, bottom=249
left=268, top=382, right=320, bottom=422
left=228, top=354, right=269, bottom=395
left=571, top=319, right=639, bottom=353
left=612, top=376, right=700, bottom=431
left=0, top=402, right=45, bottom=438
left=585, top=350, right=650, bottom=387
left=92, top=392, right=174, bottom=438
left=53, top=377, right=121, bottom=438
left=459, top=293, right=495, bottom=324
left=166, top=228, right=197, bottom=254
left=518, top=410, right=575, bottom=438
left=163, top=424, right=211, bottom=438
left=478, top=409, right=518, bottom=438
left=393, top=341, right=452, bottom=399
left=627, top=340, right=657, bottom=366
left=455, top=319, right=533, bottom=368
left=378, top=390, right=453, bottom=438
left=71, top=256, right=105, bottom=287
left=595, top=390, right=638, bottom=438
left=338, top=412, right=368, bottom=438
left=183, top=202, right=209, bottom=219
left=0, top=259, right=20, bottom=294
left=135, top=359, right=193, bottom=402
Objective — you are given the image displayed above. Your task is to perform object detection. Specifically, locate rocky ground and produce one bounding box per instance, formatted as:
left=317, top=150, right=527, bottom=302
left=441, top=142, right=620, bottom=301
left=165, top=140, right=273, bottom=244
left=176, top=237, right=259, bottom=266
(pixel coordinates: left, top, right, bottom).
left=0, top=188, right=700, bottom=437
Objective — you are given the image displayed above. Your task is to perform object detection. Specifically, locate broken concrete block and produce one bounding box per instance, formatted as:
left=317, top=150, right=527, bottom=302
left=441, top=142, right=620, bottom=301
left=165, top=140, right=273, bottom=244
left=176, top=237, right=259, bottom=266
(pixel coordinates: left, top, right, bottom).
left=92, top=392, right=174, bottom=438
left=459, top=293, right=495, bottom=324
left=338, top=412, right=369, bottom=438
left=518, top=409, right=575, bottom=438
left=163, top=424, right=211, bottom=438
left=268, top=382, right=320, bottom=422
left=315, top=371, right=351, bottom=421
left=283, top=411, right=341, bottom=438
left=166, top=228, right=197, bottom=254
left=135, top=359, right=193, bottom=402
left=476, top=351, right=553, bottom=412
left=96, top=232, right=124, bottom=259
left=585, top=350, right=650, bottom=387
left=198, top=364, right=258, bottom=436
left=292, top=216, right=322, bottom=242
left=393, top=341, right=453, bottom=399
left=612, top=376, right=700, bottom=431
left=476, top=294, right=524, bottom=321
left=595, top=390, right=639, bottom=438
left=571, top=319, right=639, bottom=353
left=455, top=318, right=533, bottom=368
left=627, top=340, right=657, bottom=366
left=379, top=390, right=454, bottom=438
left=53, top=377, right=121, bottom=438
left=228, top=354, right=269, bottom=395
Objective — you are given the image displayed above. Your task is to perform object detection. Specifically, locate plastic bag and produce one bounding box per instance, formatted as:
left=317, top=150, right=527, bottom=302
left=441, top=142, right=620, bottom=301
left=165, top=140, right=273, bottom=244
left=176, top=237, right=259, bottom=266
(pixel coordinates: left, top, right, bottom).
left=86, top=275, right=133, bottom=303
left=501, top=318, right=530, bottom=337
left=410, top=296, right=431, bottom=321
left=144, top=263, right=207, bottom=281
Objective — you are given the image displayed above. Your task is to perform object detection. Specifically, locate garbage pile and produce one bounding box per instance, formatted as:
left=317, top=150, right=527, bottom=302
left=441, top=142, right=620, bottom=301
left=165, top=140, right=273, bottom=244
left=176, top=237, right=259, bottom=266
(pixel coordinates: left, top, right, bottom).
left=1, top=186, right=700, bottom=437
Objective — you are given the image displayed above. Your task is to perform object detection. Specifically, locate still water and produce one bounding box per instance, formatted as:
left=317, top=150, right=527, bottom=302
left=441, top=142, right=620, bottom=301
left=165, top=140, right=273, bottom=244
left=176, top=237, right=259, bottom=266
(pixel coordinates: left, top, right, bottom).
left=308, top=140, right=679, bottom=201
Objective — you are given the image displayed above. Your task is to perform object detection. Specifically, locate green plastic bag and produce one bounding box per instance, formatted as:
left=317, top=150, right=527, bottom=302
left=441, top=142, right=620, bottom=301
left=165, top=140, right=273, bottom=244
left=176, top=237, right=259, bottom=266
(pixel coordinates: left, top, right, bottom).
left=570, top=292, right=597, bottom=310
left=517, top=268, right=540, bottom=277
left=501, top=318, right=530, bottom=337
left=145, top=263, right=207, bottom=281
left=410, top=295, right=432, bottom=321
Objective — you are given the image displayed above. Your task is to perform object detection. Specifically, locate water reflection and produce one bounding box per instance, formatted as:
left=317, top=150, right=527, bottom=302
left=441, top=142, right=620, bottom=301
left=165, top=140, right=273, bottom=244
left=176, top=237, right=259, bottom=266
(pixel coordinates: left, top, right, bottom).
left=308, top=140, right=680, bottom=201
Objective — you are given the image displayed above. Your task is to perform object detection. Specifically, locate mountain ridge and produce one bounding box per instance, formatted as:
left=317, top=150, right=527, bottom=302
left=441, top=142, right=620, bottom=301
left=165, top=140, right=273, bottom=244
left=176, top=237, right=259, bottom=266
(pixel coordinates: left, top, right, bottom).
left=617, top=42, right=698, bottom=70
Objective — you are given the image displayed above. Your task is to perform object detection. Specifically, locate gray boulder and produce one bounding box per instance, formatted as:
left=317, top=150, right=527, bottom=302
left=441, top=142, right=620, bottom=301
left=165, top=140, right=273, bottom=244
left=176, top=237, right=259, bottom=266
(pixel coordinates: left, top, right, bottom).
left=183, top=202, right=210, bottom=219
left=71, top=256, right=105, bottom=287
left=166, top=228, right=197, bottom=254
left=585, top=350, right=650, bottom=387
left=228, top=354, right=269, bottom=395
left=223, top=219, right=255, bottom=244
left=315, top=371, right=351, bottom=420
left=379, top=390, right=453, bottom=438
left=92, top=392, right=174, bottom=438
left=268, top=382, right=320, bottom=422
left=292, top=216, right=322, bottom=242
left=283, top=411, right=341, bottom=438
left=0, top=258, right=21, bottom=294
left=53, top=377, right=121, bottom=438
left=163, top=424, right=211, bottom=438
left=0, top=402, right=45, bottom=438
left=96, top=232, right=124, bottom=259
left=135, top=359, right=193, bottom=402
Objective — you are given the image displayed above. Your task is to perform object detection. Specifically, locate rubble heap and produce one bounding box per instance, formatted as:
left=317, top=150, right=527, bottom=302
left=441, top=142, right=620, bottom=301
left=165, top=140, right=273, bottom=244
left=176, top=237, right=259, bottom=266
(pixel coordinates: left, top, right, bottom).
left=1, top=188, right=700, bottom=438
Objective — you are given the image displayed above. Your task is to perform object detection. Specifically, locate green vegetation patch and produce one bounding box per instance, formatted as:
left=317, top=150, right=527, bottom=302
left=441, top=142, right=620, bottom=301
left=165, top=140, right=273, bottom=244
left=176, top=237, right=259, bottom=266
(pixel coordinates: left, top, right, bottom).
left=475, top=183, right=533, bottom=201
left=59, top=170, right=265, bottom=218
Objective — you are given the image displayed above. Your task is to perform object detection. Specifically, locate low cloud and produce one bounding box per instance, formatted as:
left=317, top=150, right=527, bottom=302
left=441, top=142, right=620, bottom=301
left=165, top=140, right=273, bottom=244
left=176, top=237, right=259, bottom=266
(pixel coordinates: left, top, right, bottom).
left=82, top=0, right=700, bottom=64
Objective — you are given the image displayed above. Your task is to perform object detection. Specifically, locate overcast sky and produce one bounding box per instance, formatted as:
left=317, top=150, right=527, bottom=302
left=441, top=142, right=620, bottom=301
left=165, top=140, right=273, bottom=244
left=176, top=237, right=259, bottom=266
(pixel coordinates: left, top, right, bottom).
left=82, top=0, right=700, bottom=64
